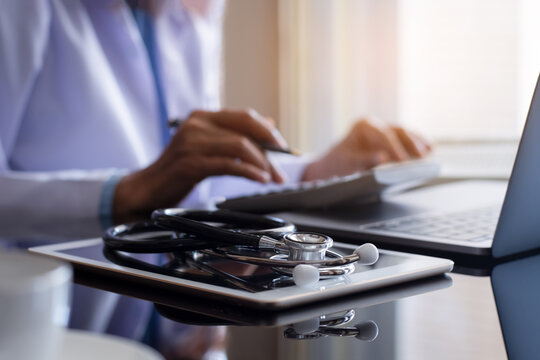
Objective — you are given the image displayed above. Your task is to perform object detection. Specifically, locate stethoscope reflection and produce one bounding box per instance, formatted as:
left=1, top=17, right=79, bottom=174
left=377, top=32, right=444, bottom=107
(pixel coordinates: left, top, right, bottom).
left=283, top=309, right=378, bottom=341
left=154, top=303, right=378, bottom=342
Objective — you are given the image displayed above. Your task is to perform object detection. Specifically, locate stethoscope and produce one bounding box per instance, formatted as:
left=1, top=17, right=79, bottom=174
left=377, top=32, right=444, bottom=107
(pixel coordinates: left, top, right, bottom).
left=154, top=302, right=379, bottom=342
left=103, top=208, right=379, bottom=287
left=284, top=310, right=378, bottom=341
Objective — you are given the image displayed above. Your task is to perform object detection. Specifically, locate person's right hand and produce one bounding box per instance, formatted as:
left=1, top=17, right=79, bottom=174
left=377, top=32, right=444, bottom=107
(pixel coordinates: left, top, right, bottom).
left=302, top=117, right=432, bottom=181
left=113, top=109, right=287, bottom=222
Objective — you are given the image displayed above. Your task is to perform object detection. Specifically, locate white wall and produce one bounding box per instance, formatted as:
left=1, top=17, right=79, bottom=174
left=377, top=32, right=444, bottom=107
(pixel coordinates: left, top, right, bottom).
left=222, top=0, right=280, bottom=125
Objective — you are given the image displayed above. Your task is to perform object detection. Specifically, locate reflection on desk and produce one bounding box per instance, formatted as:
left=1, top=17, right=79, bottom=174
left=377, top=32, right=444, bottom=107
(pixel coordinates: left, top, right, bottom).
left=224, top=272, right=506, bottom=360
left=151, top=276, right=452, bottom=327
left=492, top=253, right=540, bottom=360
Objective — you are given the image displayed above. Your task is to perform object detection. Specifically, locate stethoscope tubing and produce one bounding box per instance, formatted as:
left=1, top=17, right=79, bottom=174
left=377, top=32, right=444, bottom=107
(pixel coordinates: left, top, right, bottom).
left=152, top=209, right=262, bottom=247
left=103, top=209, right=296, bottom=252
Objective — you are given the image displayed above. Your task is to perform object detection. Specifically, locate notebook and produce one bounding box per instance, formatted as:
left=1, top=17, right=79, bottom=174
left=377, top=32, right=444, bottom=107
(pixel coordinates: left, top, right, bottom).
left=273, top=74, right=540, bottom=258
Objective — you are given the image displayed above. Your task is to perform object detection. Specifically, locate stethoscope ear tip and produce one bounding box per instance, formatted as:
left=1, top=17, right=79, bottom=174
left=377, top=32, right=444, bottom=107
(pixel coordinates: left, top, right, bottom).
left=354, top=320, right=379, bottom=341
left=293, top=264, right=320, bottom=287
left=354, top=243, right=379, bottom=265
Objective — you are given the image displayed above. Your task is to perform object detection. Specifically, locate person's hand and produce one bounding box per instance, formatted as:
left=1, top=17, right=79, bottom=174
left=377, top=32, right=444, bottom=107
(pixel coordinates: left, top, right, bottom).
left=302, top=117, right=432, bottom=181
left=113, top=109, right=287, bottom=222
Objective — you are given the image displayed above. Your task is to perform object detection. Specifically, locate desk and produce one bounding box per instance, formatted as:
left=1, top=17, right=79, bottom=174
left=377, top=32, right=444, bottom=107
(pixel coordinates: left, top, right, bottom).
left=226, top=273, right=504, bottom=359
left=23, top=213, right=534, bottom=360
left=72, top=256, right=518, bottom=360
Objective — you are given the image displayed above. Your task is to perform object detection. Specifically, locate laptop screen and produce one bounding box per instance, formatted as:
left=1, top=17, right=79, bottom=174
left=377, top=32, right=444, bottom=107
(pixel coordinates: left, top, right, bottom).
left=493, top=74, right=540, bottom=258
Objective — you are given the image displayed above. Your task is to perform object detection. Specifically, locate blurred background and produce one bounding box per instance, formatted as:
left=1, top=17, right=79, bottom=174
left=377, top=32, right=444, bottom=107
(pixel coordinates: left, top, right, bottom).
left=222, top=0, right=540, bottom=178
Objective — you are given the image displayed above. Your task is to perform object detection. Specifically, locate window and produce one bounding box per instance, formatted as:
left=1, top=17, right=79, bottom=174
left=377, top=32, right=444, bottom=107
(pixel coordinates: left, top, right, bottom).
left=278, top=0, right=540, bottom=152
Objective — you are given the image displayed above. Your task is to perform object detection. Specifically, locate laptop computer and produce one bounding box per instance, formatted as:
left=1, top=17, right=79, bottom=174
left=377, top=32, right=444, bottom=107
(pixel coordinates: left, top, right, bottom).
left=273, top=74, right=540, bottom=258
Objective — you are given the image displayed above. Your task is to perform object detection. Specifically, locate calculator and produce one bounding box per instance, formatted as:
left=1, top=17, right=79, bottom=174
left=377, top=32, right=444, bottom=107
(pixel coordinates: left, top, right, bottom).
left=216, top=160, right=440, bottom=213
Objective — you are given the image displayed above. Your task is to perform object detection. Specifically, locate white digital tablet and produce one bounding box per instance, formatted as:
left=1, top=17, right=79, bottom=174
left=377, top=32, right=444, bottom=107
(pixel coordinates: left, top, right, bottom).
left=29, top=239, right=453, bottom=309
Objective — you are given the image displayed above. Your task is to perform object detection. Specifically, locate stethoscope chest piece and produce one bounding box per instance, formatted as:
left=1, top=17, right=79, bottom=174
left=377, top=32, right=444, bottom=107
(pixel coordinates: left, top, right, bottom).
left=283, top=232, right=333, bottom=261
left=269, top=232, right=356, bottom=278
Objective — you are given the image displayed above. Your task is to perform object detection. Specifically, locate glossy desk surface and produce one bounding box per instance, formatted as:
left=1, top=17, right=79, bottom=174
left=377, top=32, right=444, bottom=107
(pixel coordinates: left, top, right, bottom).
left=22, top=209, right=535, bottom=360
left=72, top=248, right=540, bottom=360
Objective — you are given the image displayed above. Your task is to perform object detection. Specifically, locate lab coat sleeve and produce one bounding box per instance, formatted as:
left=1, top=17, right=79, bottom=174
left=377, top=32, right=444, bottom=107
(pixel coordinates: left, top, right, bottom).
left=0, top=1, right=119, bottom=241
left=0, top=170, right=126, bottom=241
left=0, top=0, right=51, bottom=169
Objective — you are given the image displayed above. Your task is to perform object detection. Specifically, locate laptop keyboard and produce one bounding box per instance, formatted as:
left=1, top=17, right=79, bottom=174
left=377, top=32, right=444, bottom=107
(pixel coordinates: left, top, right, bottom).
left=361, top=206, right=500, bottom=242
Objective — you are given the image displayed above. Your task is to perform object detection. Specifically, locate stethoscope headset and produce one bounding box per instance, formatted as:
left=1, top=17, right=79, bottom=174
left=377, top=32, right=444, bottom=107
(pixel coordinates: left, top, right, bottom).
left=103, top=208, right=379, bottom=287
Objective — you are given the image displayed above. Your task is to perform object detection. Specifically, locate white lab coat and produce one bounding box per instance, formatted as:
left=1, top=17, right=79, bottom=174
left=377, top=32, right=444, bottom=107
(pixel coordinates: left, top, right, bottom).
left=0, top=0, right=306, bottom=241
left=0, top=0, right=307, bottom=342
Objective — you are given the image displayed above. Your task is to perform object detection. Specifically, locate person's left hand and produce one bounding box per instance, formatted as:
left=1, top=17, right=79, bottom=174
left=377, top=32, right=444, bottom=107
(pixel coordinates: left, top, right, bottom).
left=302, top=117, right=432, bottom=181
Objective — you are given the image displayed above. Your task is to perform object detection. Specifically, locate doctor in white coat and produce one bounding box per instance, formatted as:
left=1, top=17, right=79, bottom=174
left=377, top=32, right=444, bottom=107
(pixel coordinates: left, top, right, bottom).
left=0, top=0, right=430, bottom=354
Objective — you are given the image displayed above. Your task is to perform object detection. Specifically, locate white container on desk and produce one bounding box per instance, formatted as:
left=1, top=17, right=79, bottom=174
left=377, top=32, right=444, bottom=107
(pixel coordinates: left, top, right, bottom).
left=0, top=251, right=72, bottom=360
